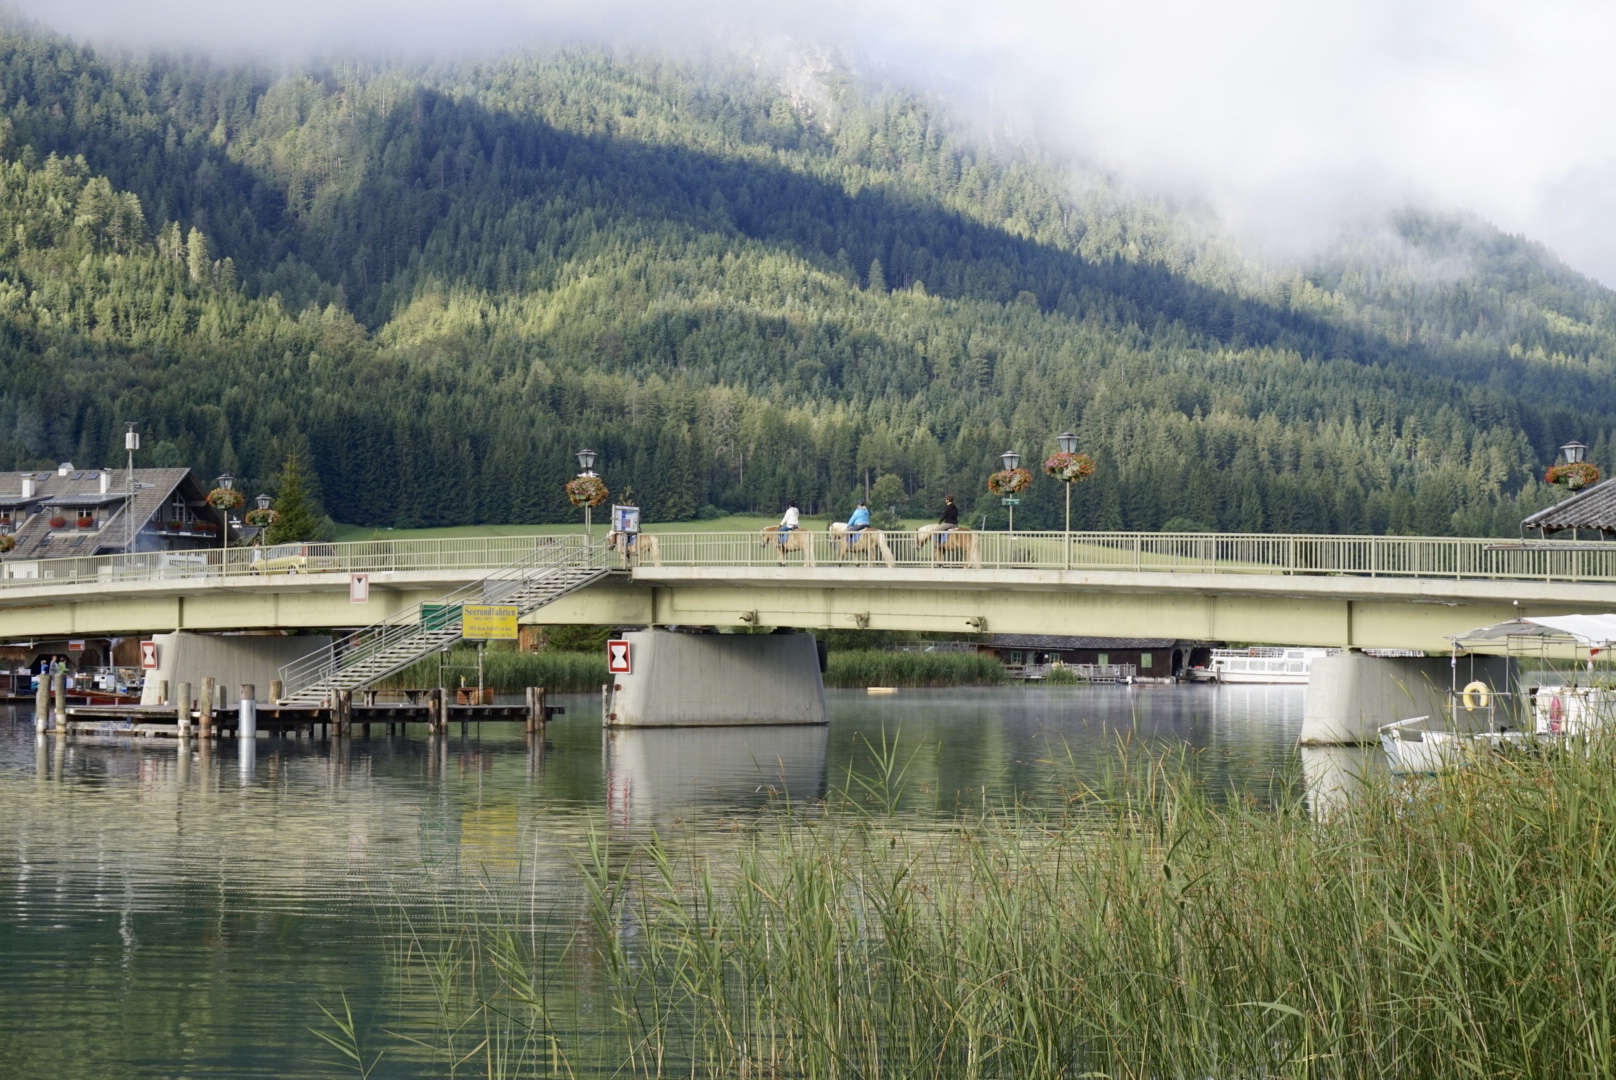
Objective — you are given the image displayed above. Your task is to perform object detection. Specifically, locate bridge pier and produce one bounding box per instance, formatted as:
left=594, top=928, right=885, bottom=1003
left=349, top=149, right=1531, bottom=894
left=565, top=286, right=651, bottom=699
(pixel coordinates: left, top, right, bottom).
left=1299, top=652, right=1511, bottom=745
left=604, top=629, right=828, bottom=727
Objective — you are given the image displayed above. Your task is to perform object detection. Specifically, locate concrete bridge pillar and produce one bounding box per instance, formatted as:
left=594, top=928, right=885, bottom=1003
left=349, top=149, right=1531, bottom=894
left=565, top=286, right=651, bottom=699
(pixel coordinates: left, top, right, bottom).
left=1300, top=652, right=1511, bottom=745
left=605, top=629, right=828, bottom=727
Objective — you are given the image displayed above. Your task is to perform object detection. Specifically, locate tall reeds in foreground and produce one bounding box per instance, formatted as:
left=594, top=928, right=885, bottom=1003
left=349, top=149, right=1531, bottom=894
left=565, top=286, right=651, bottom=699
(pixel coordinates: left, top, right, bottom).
left=359, top=737, right=1616, bottom=1078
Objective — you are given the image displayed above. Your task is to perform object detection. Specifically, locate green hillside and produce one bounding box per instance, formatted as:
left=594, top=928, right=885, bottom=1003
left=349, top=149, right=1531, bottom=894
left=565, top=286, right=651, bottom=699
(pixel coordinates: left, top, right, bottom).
left=0, top=17, right=1610, bottom=535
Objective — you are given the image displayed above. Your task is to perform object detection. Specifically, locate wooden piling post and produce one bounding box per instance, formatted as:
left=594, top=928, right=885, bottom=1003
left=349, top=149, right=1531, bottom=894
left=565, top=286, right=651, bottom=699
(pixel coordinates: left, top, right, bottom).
left=51, top=666, right=66, bottom=733
left=34, top=670, right=48, bottom=735
left=157, top=679, right=169, bottom=706
left=427, top=687, right=445, bottom=735
left=525, top=687, right=544, bottom=734
left=361, top=690, right=374, bottom=738
left=199, top=678, right=215, bottom=740
left=333, top=689, right=351, bottom=739
left=269, top=679, right=284, bottom=703
left=176, top=681, right=191, bottom=738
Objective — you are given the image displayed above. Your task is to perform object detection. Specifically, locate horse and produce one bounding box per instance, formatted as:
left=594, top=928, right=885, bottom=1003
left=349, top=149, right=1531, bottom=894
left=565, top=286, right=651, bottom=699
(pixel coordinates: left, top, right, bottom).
left=828, top=522, right=896, bottom=567
left=606, top=530, right=661, bottom=566
left=760, top=525, right=816, bottom=566
left=916, top=523, right=981, bottom=568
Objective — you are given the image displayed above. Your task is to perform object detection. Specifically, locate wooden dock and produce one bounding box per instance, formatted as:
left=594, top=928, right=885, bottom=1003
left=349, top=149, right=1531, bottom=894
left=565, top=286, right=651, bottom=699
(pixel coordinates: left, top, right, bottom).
left=60, top=687, right=560, bottom=739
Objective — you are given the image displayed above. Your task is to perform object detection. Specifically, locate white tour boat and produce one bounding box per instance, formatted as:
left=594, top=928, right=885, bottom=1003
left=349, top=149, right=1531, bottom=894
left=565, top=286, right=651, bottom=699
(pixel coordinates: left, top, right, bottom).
left=1209, top=647, right=1330, bottom=685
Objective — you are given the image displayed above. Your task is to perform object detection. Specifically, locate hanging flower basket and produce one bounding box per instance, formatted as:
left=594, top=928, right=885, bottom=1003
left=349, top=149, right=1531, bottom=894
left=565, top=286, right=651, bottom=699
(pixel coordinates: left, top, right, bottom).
left=0, top=534, right=15, bottom=554
left=1043, top=451, right=1096, bottom=483
left=243, top=507, right=280, bottom=528
left=565, top=475, right=610, bottom=508
left=206, top=487, right=245, bottom=511
left=1546, top=462, right=1600, bottom=489
left=987, top=467, right=1032, bottom=496
left=48, top=516, right=66, bottom=529
left=167, top=519, right=186, bottom=532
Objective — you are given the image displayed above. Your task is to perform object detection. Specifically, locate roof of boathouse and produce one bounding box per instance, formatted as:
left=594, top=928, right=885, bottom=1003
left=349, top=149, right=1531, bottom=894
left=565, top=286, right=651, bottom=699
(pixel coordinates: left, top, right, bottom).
left=1521, top=476, right=1616, bottom=536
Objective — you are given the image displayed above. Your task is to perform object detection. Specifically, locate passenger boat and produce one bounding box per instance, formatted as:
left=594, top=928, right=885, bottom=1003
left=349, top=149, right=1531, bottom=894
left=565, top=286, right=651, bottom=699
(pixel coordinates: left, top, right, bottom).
left=1209, top=647, right=1329, bottom=684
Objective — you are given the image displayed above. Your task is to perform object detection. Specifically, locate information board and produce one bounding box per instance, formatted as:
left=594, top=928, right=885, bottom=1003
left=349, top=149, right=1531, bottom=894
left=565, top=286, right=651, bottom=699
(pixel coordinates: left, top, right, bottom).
left=462, top=604, right=518, bottom=640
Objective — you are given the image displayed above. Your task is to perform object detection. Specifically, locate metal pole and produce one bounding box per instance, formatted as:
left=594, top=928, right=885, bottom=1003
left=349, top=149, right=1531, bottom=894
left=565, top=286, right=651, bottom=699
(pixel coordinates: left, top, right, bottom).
left=1064, top=482, right=1072, bottom=570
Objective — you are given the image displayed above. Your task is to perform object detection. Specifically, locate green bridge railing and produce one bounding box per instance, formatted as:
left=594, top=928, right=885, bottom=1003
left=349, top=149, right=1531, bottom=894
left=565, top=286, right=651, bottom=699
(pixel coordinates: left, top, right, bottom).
left=0, top=530, right=1612, bottom=591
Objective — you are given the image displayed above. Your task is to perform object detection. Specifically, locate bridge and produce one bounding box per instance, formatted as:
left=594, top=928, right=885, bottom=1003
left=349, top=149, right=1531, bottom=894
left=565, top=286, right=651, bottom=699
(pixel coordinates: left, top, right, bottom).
left=1, top=530, right=1610, bottom=656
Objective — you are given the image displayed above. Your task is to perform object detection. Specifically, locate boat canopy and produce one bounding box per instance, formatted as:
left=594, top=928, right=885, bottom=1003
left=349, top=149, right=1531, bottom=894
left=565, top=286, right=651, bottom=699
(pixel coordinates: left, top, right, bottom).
left=1449, top=614, right=1616, bottom=652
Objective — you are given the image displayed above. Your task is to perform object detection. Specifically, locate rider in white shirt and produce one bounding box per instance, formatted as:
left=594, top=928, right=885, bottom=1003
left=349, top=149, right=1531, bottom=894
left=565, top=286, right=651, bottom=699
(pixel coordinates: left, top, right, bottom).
left=779, top=502, right=800, bottom=537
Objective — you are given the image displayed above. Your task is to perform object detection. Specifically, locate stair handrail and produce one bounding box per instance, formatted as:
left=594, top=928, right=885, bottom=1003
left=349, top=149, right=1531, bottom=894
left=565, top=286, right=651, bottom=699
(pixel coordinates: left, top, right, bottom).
left=278, top=535, right=602, bottom=699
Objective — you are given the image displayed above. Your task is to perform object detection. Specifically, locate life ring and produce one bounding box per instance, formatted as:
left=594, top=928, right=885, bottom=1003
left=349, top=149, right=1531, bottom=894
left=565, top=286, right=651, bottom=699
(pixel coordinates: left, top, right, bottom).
left=1460, top=680, right=1491, bottom=712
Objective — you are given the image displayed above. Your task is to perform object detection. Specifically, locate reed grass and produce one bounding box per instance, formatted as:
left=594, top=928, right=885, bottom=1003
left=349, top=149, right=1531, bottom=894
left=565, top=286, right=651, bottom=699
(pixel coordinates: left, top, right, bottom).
left=377, top=646, right=608, bottom=693
left=338, top=736, right=1616, bottom=1078
left=824, top=649, right=1006, bottom=687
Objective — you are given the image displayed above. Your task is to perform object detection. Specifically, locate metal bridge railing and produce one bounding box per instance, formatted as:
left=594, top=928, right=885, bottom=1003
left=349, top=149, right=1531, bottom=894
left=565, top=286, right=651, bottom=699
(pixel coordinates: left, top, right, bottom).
left=1, top=530, right=1614, bottom=589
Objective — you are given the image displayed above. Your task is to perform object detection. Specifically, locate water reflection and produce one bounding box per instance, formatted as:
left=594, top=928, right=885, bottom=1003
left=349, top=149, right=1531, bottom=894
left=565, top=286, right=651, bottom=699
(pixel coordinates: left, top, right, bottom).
left=605, top=725, right=829, bottom=828
left=1299, top=745, right=1384, bottom=818
left=0, top=684, right=1314, bottom=1079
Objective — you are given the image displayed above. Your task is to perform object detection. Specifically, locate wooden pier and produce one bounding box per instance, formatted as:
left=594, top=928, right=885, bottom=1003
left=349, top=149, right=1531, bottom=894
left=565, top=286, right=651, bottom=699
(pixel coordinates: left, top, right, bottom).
left=57, top=686, right=560, bottom=739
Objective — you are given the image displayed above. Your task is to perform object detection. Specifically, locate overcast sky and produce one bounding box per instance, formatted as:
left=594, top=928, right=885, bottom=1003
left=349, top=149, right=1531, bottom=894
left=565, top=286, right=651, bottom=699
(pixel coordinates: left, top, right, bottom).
left=18, top=0, right=1616, bottom=287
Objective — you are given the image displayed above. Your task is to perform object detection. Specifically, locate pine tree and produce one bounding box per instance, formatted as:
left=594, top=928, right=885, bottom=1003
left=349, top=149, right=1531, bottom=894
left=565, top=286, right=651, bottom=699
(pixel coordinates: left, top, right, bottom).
left=265, top=452, right=323, bottom=543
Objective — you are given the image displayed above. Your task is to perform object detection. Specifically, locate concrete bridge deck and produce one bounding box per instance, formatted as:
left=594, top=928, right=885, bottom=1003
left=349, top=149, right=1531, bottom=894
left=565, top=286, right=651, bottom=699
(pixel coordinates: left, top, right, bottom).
left=1, top=531, right=1612, bottom=651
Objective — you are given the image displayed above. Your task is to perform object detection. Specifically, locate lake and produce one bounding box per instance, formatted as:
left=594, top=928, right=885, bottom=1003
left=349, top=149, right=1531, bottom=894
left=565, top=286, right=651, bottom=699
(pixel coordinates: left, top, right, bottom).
left=0, top=684, right=1376, bottom=1077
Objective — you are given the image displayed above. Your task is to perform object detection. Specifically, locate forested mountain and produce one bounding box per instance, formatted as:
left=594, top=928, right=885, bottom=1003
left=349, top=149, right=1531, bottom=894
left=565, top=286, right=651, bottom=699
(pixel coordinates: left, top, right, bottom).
left=0, top=15, right=1611, bottom=534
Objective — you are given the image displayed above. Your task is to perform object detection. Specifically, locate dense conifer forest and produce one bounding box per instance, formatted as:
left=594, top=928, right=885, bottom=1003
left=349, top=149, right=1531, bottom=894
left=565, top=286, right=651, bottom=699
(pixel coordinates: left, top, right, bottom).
left=0, top=15, right=1611, bottom=534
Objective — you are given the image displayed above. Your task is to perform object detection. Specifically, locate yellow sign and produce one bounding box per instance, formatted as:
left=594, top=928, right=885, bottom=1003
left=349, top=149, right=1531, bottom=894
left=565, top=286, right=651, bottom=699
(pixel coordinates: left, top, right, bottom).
left=462, top=604, right=518, bottom=640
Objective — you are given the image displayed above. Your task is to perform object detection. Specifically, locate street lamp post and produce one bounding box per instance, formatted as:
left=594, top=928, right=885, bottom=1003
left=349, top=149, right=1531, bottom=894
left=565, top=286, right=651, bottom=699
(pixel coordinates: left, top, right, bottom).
left=216, top=473, right=233, bottom=560
left=576, top=449, right=598, bottom=539
left=1000, top=449, right=1020, bottom=532
left=1561, top=441, right=1588, bottom=465
left=1056, top=431, right=1079, bottom=569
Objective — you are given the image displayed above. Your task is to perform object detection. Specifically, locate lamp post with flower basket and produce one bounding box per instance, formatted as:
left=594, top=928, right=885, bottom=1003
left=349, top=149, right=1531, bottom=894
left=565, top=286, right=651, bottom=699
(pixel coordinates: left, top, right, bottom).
left=567, top=449, right=609, bottom=541
left=1546, top=441, right=1600, bottom=492
left=244, top=494, right=280, bottom=544
left=206, top=474, right=244, bottom=563
left=987, top=450, right=1031, bottom=532
left=1044, top=432, right=1096, bottom=569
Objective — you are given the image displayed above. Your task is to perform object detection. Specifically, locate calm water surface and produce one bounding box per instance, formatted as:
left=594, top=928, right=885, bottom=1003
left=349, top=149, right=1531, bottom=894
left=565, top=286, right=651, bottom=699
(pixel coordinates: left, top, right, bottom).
left=0, top=685, right=1372, bottom=1078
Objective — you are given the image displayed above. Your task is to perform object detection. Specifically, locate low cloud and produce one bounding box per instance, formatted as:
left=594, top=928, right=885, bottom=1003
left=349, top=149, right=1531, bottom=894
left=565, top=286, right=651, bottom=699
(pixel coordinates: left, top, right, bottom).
left=18, top=0, right=1616, bottom=286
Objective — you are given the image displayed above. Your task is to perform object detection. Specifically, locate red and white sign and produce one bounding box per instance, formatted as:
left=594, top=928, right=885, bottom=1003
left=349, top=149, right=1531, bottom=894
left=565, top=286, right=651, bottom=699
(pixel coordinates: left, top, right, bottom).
left=67, top=639, right=85, bottom=652
left=607, top=639, right=632, bottom=675
left=139, top=640, right=159, bottom=669
left=349, top=573, right=370, bottom=604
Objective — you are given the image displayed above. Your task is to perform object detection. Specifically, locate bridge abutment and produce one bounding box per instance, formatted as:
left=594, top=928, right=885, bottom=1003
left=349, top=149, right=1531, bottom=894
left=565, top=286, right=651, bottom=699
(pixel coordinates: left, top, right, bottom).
left=139, top=632, right=332, bottom=707
left=604, top=629, right=828, bottom=727
left=1300, top=652, right=1510, bottom=745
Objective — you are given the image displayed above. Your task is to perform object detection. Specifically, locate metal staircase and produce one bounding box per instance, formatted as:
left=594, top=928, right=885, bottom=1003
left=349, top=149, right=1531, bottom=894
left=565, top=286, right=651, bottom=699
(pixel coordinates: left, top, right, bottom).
left=277, top=537, right=607, bottom=706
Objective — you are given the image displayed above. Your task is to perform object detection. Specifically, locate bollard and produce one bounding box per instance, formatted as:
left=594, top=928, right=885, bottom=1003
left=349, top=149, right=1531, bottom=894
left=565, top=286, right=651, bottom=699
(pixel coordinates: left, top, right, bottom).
left=428, top=687, right=446, bottom=735
left=157, top=679, right=169, bottom=706
left=269, top=678, right=284, bottom=703
left=176, top=681, right=191, bottom=738
left=199, top=678, right=215, bottom=740
left=51, top=667, right=66, bottom=734
left=238, top=683, right=257, bottom=741
left=526, top=686, right=545, bottom=734
left=34, top=670, right=48, bottom=735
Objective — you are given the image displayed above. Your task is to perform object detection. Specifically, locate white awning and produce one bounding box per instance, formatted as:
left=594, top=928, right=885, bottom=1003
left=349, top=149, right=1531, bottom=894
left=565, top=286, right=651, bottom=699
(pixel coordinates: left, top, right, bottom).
left=1450, top=614, right=1616, bottom=651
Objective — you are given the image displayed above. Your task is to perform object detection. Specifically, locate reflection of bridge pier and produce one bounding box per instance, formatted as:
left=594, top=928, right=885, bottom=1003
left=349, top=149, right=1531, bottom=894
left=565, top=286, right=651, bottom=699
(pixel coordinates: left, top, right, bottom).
left=606, top=725, right=829, bottom=829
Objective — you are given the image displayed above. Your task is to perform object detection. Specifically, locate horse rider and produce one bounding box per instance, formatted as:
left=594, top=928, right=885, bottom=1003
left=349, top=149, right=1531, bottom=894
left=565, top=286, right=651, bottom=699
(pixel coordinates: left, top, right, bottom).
left=778, top=500, right=800, bottom=543
left=846, top=500, right=871, bottom=547
left=937, top=493, right=959, bottom=544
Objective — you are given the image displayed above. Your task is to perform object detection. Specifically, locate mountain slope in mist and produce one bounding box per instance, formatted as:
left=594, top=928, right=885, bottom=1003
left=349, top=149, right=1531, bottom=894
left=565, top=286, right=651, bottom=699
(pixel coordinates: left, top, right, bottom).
left=0, top=18, right=1608, bottom=534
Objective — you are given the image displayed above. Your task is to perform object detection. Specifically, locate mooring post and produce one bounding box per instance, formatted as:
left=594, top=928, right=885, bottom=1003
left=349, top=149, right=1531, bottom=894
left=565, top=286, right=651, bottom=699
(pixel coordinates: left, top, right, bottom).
left=199, top=678, right=215, bottom=740
left=333, top=689, right=351, bottom=739
left=526, top=686, right=544, bottom=734
left=361, top=690, right=374, bottom=738
left=34, top=669, right=48, bottom=735
left=239, top=683, right=257, bottom=741
left=157, top=679, right=169, bottom=706
left=51, top=666, right=66, bottom=734
left=269, top=678, right=283, bottom=704
left=176, top=681, right=192, bottom=738
left=428, top=687, right=446, bottom=735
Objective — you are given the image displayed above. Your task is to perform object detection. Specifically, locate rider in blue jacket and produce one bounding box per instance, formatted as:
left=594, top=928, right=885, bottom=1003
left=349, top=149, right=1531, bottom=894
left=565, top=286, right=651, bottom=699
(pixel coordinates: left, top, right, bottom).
left=846, top=501, right=871, bottom=546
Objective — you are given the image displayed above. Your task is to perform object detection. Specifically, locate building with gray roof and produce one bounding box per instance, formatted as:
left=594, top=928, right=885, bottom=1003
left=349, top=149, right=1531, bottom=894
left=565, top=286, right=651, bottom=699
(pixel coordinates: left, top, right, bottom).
left=0, top=463, right=237, bottom=561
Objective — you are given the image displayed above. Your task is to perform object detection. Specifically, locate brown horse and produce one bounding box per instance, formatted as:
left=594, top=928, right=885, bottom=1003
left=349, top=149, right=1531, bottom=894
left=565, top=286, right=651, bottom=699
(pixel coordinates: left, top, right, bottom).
left=916, top=524, right=981, bottom=568
left=607, top=530, right=661, bottom=567
left=828, top=523, right=896, bottom=567
left=760, top=525, right=816, bottom=566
